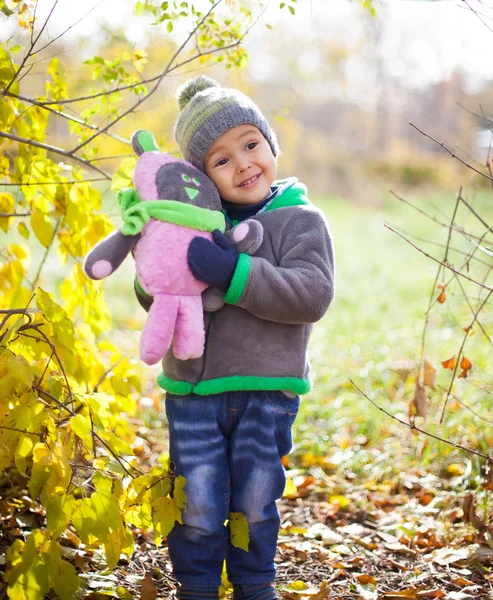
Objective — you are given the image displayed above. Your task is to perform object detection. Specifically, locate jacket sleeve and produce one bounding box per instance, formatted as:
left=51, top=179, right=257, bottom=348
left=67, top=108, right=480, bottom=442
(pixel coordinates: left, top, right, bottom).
left=223, top=208, right=335, bottom=324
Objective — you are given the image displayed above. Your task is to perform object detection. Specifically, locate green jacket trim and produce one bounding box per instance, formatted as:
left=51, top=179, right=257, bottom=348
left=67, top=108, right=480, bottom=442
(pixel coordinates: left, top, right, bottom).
left=121, top=199, right=226, bottom=236
left=224, top=253, right=251, bottom=305
left=157, top=372, right=311, bottom=396
left=263, top=179, right=310, bottom=212
left=134, top=276, right=153, bottom=301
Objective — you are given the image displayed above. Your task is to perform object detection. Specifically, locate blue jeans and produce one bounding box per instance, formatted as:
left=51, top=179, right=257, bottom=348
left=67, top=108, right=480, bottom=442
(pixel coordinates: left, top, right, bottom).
left=165, top=390, right=300, bottom=589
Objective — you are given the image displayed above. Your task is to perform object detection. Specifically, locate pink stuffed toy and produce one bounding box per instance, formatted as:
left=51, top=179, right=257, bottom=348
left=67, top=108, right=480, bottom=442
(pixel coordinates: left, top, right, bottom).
left=83, top=130, right=263, bottom=366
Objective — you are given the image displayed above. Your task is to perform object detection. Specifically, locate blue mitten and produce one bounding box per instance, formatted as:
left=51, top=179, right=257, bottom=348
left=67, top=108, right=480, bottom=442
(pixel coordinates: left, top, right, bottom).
left=188, top=229, right=239, bottom=292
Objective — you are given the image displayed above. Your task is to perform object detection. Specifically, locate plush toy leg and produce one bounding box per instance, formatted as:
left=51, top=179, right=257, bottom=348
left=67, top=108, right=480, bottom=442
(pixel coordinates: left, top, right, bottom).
left=173, top=295, right=205, bottom=360
left=140, top=294, right=179, bottom=365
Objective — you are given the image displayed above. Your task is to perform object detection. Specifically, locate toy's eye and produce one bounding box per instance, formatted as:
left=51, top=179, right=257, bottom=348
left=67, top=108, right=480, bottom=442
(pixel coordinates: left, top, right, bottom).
left=182, top=174, right=191, bottom=182
left=193, top=177, right=201, bottom=186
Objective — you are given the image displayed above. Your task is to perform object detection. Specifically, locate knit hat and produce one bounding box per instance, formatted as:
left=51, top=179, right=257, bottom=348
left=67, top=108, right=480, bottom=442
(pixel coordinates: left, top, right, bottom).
left=173, top=75, right=279, bottom=172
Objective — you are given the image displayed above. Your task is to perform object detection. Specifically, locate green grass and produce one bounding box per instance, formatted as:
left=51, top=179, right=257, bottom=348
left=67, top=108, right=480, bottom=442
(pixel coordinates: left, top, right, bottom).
left=295, top=190, right=493, bottom=484
left=8, top=185, right=492, bottom=483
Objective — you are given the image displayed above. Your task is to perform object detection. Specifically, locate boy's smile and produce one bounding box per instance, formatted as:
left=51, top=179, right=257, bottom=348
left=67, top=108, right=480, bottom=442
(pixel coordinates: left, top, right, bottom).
left=204, top=124, right=277, bottom=206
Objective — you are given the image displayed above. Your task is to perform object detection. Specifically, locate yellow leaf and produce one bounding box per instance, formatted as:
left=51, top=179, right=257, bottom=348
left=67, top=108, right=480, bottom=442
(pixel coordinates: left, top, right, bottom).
left=151, top=496, right=181, bottom=545
left=46, top=493, right=75, bottom=536
left=30, top=210, right=54, bottom=248
left=110, top=157, right=137, bottom=192
left=283, top=476, right=297, bottom=498
left=228, top=512, right=250, bottom=551
left=288, top=580, right=309, bottom=591
left=173, top=475, right=187, bottom=510
left=0, top=192, right=14, bottom=232
left=329, top=495, right=351, bottom=508
left=28, top=443, right=51, bottom=499
left=70, top=413, right=92, bottom=440
left=17, top=221, right=30, bottom=239
left=14, top=434, right=34, bottom=476
left=35, top=287, right=74, bottom=349
left=0, top=438, right=13, bottom=472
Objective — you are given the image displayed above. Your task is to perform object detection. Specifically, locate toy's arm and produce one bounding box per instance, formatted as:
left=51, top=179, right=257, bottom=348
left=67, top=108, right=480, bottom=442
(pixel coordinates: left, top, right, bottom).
left=201, top=220, right=264, bottom=312
left=83, top=231, right=140, bottom=280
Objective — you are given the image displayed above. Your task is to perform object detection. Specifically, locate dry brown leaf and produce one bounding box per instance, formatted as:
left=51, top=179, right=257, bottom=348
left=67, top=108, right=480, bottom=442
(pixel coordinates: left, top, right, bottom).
left=307, top=581, right=332, bottom=599
left=441, top=356, right=456, bottom=370
left=423, top=360, right=437, bottom=390
left=458, top=356, right=472, bottom=379
left=463, top=493, right=486, bottom=530
left=413, top=381, right=429, bottom=418
left=416, top=590, right=445, bottom=598
left=141, top=571, right=157, bottom=600
left=450, top=577, right=474, bottom=587
left=356, top=573, right=377, bottom=585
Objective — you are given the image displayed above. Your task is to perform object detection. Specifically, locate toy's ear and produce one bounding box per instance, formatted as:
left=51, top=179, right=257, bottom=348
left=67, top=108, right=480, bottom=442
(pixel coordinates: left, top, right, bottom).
left=131, top=130, right=159, bottom=156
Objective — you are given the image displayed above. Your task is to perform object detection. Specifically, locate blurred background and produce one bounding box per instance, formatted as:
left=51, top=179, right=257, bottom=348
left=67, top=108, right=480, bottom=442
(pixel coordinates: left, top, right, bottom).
left=2, top=0, right=493, bottom=478
left=5, top=0, right=493, bottom=199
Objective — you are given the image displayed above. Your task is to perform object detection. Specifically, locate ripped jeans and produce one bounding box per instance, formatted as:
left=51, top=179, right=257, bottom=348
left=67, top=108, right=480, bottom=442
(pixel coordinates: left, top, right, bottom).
left=164, top=390, right=300, bottom=589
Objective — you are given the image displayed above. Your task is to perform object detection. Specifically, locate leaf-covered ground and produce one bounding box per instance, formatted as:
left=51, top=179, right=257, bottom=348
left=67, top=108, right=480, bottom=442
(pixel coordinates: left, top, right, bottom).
left=2, top=407, right=492, bottom=600
left=2, top=192, right=492, bottom=599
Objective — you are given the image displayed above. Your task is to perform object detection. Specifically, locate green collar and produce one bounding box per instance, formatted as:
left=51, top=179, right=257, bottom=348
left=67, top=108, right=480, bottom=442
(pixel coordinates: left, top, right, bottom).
left=120, top=197, right=226, bottom=236
left=261, top=177, right=310, bottom=213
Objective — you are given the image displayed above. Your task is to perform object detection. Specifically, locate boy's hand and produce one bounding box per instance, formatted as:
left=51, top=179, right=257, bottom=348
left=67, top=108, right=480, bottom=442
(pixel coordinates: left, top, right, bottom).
left=188, top=229, right=239, bottom=292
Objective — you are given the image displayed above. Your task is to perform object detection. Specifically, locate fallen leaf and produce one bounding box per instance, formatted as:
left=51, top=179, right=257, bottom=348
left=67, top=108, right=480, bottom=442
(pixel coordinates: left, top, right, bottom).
left=356, top=574, right=377, bottom=585
left=428, top=546, right=472, bottom=565
left=416, top=590, right=445, bottom=598
left=384, top=542, right=417, bottom=556
left=463, top=493, right=486, bottom=530
left=450, top=577, right=474, bottom=587
left=141, top=572, right=157, bottom=600
left=307, top=580, right=332, bottom=599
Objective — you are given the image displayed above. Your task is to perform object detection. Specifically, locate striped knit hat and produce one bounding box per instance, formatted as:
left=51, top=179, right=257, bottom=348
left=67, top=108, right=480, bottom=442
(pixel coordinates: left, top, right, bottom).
left=173, top=75, right=279, bottom=172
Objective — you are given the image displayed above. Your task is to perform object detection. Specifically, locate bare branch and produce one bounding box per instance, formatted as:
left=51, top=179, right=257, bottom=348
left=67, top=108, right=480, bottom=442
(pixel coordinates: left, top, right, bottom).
left=69, top=0, right=229, bottom=154
left=350, top=379, right=490, bottom=461
left=0, top=178, right=107, bottom=187
left=440, top=289, right=493, bottom=424
left=0, top=130, right=111, bottom=179
left=410, top=122, right=493, bottom=182
left=3, top=0, right=59, bottom=95
left=3, top=90, right=130, bottom=145
left=384, top=224, right=493, bottom=292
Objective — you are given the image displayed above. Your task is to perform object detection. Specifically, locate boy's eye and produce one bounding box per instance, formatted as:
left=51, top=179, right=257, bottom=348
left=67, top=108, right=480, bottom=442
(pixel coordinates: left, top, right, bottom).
left=193, top=177, right=201, bottom=186
left=246, top=142, right=257, bottom=150
left=182, top=174, right=191, bottom=182
left=215, top=159, right=228, bottom=167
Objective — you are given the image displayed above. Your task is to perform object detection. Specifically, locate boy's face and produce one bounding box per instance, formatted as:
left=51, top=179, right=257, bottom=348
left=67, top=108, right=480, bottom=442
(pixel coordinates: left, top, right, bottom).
left=204, top=124, right=277, bottom=205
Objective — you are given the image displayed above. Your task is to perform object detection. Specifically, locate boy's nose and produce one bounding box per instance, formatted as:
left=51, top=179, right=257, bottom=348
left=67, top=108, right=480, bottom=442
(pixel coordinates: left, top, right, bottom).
left=237, top=161, right=252, bottom=173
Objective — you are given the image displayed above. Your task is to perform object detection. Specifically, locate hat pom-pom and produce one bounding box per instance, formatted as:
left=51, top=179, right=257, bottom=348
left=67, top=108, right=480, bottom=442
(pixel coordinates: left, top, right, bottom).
left=177, top=75, right=220, bottom=110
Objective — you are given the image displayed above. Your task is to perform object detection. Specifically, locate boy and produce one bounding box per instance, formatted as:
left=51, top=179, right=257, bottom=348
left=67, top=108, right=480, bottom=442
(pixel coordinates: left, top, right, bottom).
left=134, top=76, right=335, bottom=600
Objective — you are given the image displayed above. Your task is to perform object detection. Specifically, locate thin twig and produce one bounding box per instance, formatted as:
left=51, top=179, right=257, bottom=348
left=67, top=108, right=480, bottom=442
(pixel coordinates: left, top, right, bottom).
left=3, top=90, right=130, bottom=145
left=0, top=131, right=111, bottom=179
left=384, top=224, right=493, bottom=292
left=3, top=0, right=59, bottom=95
left=410, top=122, right=493, bottom=182
left=440, top=289, right=493, bottom=424
left=70, top=0, right=227, bottom=154
left=350, top=379, right=490, bottom=461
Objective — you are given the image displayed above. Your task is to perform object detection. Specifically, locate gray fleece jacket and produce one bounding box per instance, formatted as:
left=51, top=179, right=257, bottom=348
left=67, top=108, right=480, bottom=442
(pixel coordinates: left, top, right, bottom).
left=135, top=177, right=335, bottom=396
